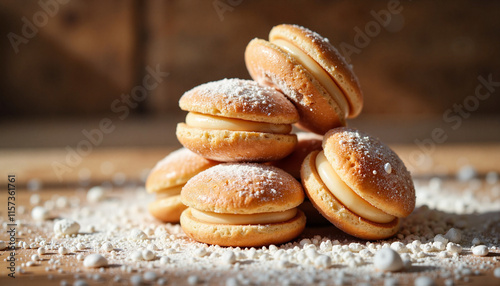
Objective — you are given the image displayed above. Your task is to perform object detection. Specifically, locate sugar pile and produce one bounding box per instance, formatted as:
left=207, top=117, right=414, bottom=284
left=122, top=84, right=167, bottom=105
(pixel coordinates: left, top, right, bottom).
left=1, top=170, right=499, bottom=285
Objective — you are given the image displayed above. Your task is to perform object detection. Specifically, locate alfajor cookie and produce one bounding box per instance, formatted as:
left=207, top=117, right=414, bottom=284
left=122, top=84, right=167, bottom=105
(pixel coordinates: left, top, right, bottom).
left=301, top=127, right=415, bottom=239
left=176, top=78, right=299, bottom=162
left=180, top=163, right=306, bottom=247
left=145, top=148, right=219, bottom=223
left=245, top=24, right=363, bottom=134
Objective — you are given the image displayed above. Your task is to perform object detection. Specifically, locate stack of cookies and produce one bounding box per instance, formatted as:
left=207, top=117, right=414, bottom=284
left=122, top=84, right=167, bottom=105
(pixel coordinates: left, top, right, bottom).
left=145, top=24, right=415, bottom=246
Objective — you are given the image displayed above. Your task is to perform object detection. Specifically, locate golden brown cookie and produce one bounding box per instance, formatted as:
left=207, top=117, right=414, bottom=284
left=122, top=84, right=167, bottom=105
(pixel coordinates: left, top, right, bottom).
left=176, top=78, right=299, bottom=162
left=180, top=163, right=306, bottom=247
left=145, top=148, right=219, bottom=223
left=301, top=127, right=415, bottom=239
left=245, top=24, right=363, bottom=134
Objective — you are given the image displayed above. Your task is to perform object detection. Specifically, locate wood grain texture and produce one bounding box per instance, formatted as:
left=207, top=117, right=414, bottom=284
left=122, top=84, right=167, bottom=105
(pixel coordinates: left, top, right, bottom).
left=1, top=0, right=499, bottom=118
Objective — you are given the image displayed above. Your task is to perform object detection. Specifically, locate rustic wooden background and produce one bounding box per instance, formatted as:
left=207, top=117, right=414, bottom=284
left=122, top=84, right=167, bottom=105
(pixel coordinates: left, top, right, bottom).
left=0, top=0, right=499, bottom=147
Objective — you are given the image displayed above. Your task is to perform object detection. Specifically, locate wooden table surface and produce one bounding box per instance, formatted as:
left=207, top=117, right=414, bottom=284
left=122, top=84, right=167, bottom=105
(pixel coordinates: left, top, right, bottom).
left=1, top=144, right=499, bottom=285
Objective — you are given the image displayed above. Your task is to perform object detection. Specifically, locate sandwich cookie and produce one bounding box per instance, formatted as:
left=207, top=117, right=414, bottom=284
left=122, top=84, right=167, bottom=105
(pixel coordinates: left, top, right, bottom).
left=145, top=148, right=219, bottom=223
left=245, top=24, right=363, bottom=134
left=180, top=163, right=306, bottom=247
left=301, top=127, right=415, bottom=239
left=270, top=132, right=329, bottom=226
left=176, top=78, right=299, bottom=162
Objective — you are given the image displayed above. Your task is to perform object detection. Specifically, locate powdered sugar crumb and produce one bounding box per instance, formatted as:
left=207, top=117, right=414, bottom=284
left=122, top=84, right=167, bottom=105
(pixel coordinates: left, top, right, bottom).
left=384, top=163, right=392, bottom=174
left=6, top=163, right=499, bottom=285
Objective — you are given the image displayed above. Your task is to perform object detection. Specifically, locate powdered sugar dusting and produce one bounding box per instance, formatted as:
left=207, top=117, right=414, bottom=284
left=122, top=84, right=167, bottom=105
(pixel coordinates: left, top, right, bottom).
left=290, top=24, right=331, bottom=46
left=196, top=79, right=276, bottom=113
left=288, top=24, right=355, bottom=74
left=182, top=163, right=303, bottom=213
left=152, top=148, right=212, bottom=173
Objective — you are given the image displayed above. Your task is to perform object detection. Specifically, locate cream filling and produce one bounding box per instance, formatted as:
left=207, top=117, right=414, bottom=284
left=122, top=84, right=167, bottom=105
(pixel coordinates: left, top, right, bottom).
left=272, top=39, right=350, bottom=116
left=156, top=185, right=183, bottom=198
left=190, top=208, right=297, bottom=225
left=315, top=151, right=395, bottom=223
left=185, top=112, right=291, bottom=134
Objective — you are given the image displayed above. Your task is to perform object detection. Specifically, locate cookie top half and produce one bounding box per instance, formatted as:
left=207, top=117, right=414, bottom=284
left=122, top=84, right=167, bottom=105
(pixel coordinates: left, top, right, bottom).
left=145, top=148, right=219, bottom=193
left=181, top=163, right=304, bottom=214
left=179, top=78, right=299, bottom=124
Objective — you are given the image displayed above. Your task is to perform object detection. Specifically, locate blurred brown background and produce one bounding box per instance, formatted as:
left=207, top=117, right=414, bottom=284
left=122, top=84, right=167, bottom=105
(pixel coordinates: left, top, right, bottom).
left=0, top=0, right=499, bottom=148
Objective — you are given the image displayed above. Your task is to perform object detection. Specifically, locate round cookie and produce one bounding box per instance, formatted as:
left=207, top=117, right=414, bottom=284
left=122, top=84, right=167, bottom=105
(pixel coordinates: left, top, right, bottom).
left=145, top=148, right=219, bottom=223
left=180, top=163, right=306, bottom=247
left=245, top=24, right=363, bottom=134
left=176, top=78, right=299, bottom=162
left=301, top=127, right=415, bottom=239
